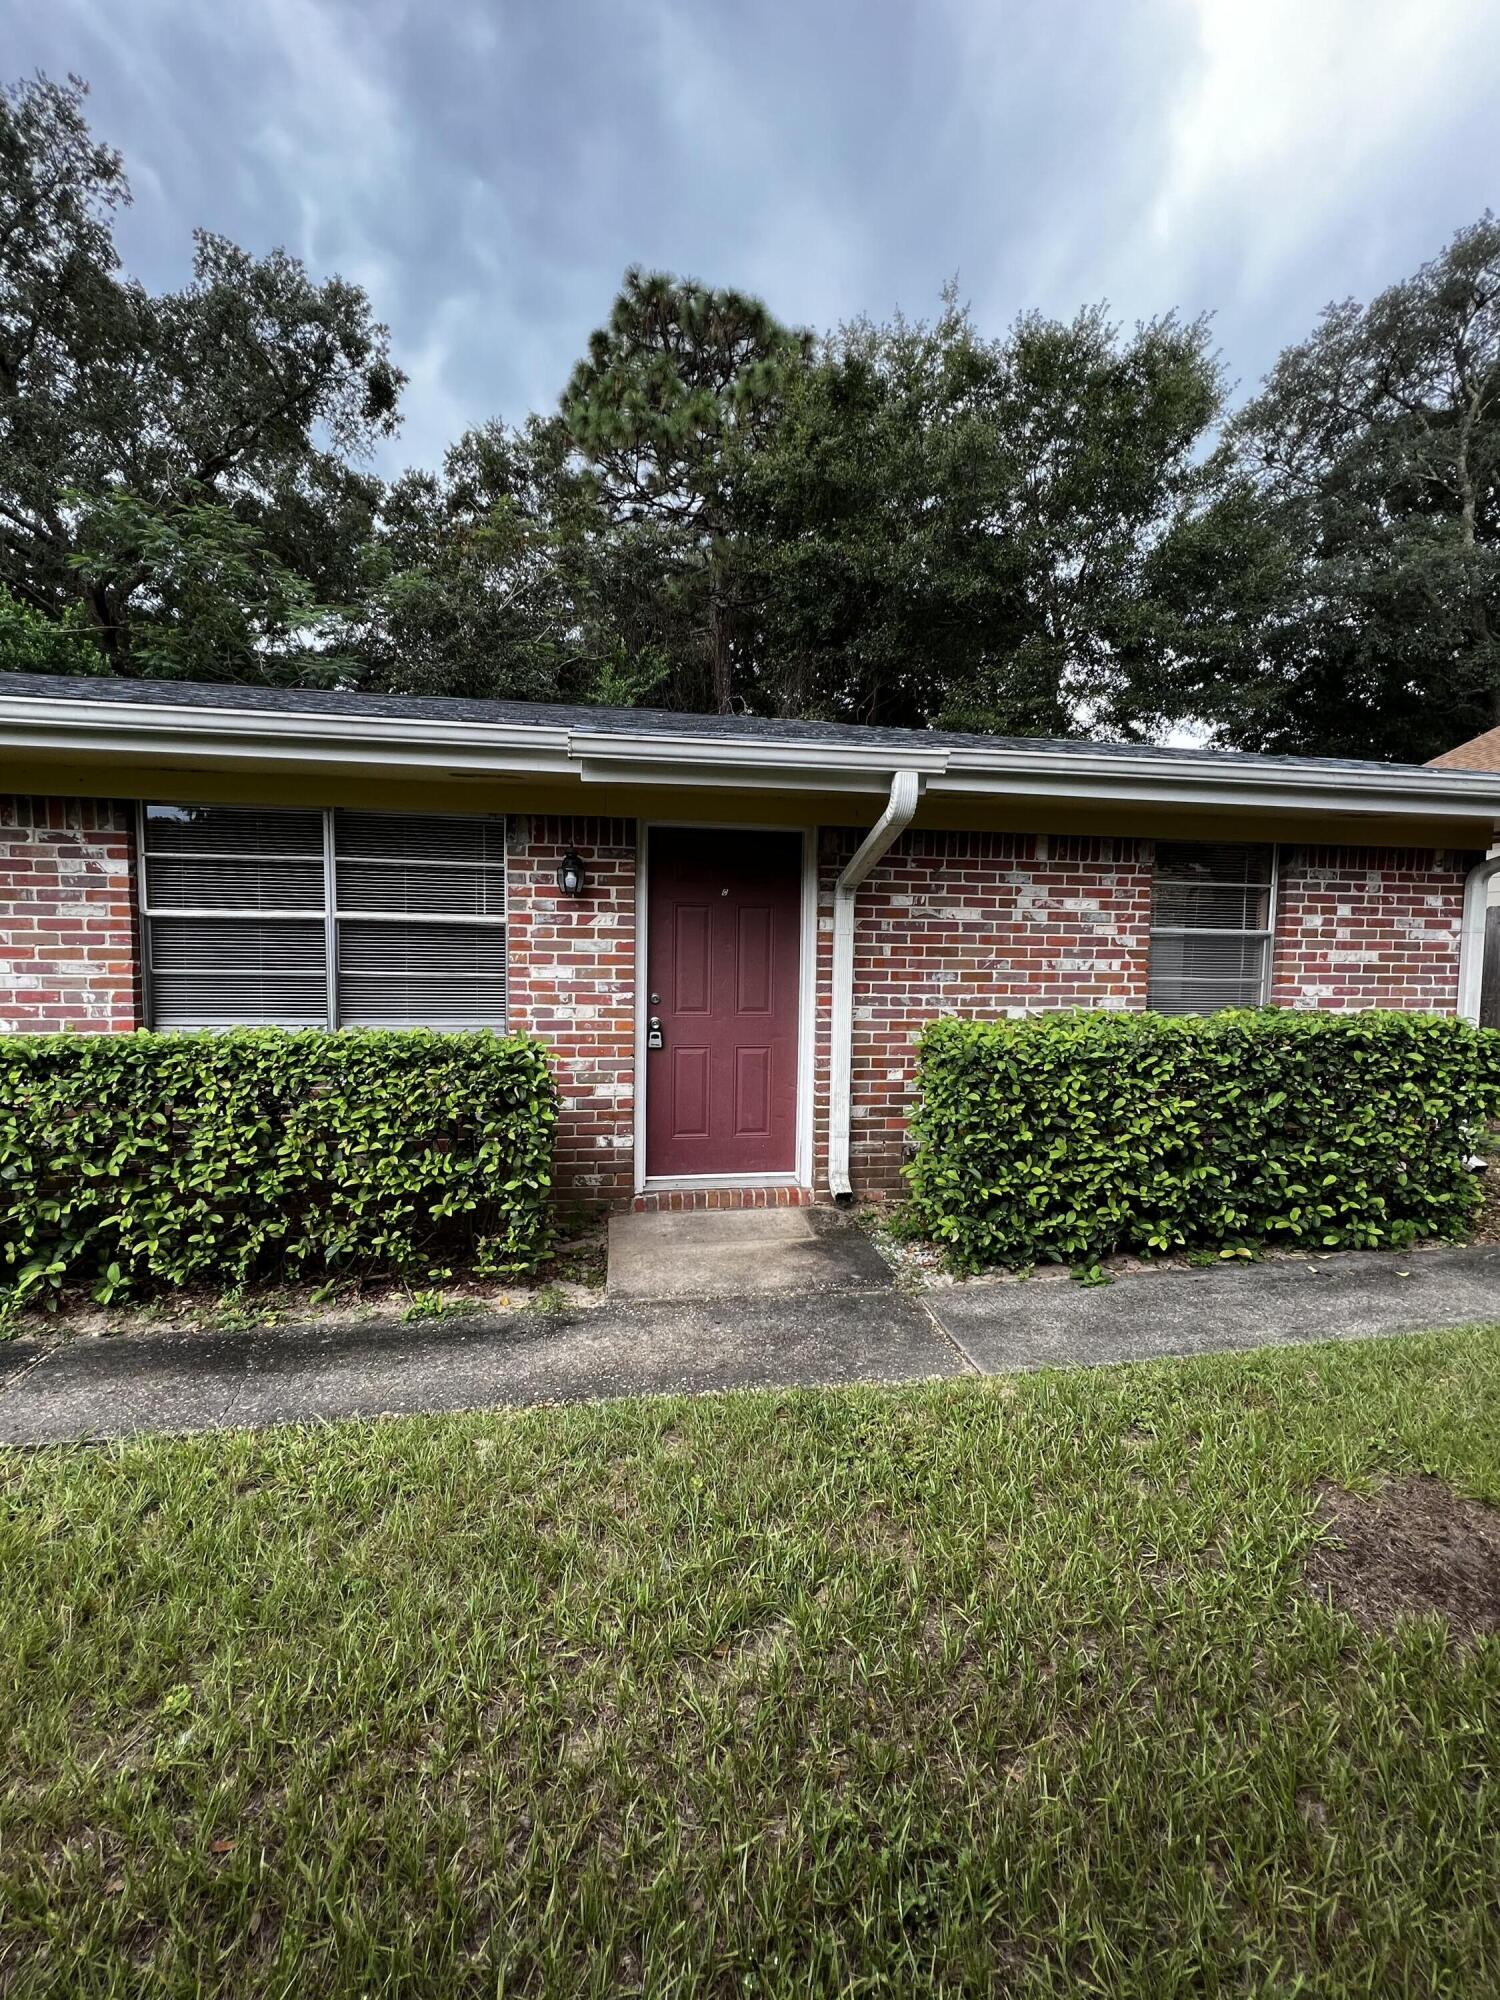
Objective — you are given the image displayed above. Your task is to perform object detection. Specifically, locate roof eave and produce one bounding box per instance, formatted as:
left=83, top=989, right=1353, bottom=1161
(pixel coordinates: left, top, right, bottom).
left=3, top=689, right=1500, bottom=827
left=932, top=761, right=1500, bottom=823
left=0, top=695, right=577, bottom=779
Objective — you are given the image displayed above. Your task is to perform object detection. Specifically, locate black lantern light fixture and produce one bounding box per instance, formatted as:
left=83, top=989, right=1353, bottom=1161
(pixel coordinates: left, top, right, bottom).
left=558, top=849, right=588, bottom=897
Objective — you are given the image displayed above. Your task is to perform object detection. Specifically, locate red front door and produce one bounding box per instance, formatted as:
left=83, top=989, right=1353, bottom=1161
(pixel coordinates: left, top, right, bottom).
left=645, top=829, right=802, bottom=1179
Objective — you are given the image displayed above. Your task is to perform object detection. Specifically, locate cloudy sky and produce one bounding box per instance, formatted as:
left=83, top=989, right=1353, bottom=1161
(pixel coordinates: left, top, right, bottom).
left=14, top=0, right=1500, bottom=475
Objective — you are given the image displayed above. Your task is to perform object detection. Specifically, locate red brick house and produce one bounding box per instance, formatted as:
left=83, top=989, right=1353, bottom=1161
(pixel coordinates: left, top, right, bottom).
left=3, top=671, right=1499, bottom=1210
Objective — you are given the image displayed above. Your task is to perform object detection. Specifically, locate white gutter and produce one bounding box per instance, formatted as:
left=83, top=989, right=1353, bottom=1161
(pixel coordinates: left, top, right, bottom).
left=1457, top=849, right=1500, bottom=1023
left=0, top=690, right=577, bottom=778
left=5, top=686, right=1500, bottom=822
left=828, top=770, right=922, bottom=1206
left=570, top=727, right=947, bottom=781
left=926, top=762, right=1500, bottom=820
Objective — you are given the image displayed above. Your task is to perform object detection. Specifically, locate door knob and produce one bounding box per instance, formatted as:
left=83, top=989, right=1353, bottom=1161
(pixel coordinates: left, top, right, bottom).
left=647, top=1016, right=663, bottom=1050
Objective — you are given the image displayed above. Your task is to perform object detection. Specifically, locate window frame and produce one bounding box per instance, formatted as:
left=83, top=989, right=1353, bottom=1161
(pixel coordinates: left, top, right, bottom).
left=1147, top=841, right=1280, bottom=1015
left=136, top=802, right=510, bottom=1032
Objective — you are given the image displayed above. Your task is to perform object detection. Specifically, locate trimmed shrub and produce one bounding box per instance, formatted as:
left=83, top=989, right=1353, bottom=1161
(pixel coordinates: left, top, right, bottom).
left=0, top=1028, right=557, bottom=1310
left=904, top=1010, right=1500, bottom=1273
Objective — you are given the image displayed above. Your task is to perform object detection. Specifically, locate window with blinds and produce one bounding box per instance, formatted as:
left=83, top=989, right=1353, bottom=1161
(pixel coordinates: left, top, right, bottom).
left=334, top=811, right=508, bottom=1027
left=140, top=804, right=508, bottom=1030
left=1147, top=842, right=1275, bottom=1015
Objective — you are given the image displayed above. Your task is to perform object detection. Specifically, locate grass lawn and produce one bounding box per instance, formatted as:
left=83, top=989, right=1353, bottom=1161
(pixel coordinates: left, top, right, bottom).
left=3, top=1332, right=1499, bottom=1997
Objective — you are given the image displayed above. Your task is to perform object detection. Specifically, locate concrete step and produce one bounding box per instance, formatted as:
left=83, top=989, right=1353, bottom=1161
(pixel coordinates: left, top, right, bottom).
left=606, top=1204, right=894, bottom=1300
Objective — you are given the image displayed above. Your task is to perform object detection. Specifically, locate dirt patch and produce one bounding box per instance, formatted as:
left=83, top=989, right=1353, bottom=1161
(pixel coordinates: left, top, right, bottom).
left=1304, top=1475, right=1500, bottom=1645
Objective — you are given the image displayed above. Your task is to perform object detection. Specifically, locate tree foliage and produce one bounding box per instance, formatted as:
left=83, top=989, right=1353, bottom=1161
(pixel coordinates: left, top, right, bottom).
left=0, top=582, right=96, bottom=676
left=65, top=492, right=347, bottom=684
left=353, top=419, right=582, bottom=703
left=0, top=72, right=402, bottom=679
left=351, top=414, right=691, bottom=708
left=563, top=268, right=812, bottom=713
left=1161, top=215, right=1500, bottom=761
left=741, top=293, right=1223, bottom=734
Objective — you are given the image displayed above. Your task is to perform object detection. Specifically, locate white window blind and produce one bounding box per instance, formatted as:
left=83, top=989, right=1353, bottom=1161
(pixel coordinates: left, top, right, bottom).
left=141, top=806, right=328, bottom=1028
left=1148, top=841, right=1275, bottom=1016
left=333, top=811, right=508, bottom=1027
left=140, top=804, right=507, bottom=1030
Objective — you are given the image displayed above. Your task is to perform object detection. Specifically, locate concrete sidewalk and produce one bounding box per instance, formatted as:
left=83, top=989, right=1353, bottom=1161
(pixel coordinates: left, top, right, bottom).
left=0, top=1285, right=960, bottom=1446
left=2, top=1237, right=1498, bottom=1446
left=934, top=1244, right=1500, bottom=1373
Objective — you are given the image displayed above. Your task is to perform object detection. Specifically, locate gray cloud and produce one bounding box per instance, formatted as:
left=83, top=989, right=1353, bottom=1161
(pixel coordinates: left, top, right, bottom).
left=14, top=0, right=1500, bottom=470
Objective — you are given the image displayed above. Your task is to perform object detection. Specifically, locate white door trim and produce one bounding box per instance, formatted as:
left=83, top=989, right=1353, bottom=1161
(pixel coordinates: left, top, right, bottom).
left=634, top=820, right=817, bottom=1195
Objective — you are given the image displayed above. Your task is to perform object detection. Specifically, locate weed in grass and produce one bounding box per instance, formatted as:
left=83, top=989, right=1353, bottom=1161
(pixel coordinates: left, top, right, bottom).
left=204, top=1285, right=289, bottom=1335
left=2, top=1330, right=1500, bottom=1996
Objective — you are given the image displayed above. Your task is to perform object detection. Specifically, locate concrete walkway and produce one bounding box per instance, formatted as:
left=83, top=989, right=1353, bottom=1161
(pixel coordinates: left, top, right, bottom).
left=2, top=1221, right=1498, bottom=1445
left=0, top=1284, right=955, bottom=1446
left=934, top=1244, right=1500, bottom=1372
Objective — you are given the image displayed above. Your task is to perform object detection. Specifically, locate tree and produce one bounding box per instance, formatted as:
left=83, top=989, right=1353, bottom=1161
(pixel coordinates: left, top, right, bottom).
left=741, top=292, right=1224, bottom=734
left=0, top=72, right=403, bottom=678
left=0, top=583, right=96, bottom=675
left=354, top=419, right=580, bottom=703
left=0, top=72, right=130, bottom=622
left=1165, top=215, right=1500, bottom=761
left=352, top=416, right=686, bottom=708
left=562, top=267, right=812, bottom=713
left=65, top=493, right=349, bottom=684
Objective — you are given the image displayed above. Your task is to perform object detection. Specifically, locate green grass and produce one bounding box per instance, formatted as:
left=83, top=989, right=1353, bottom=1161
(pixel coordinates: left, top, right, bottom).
left=3, top=1332, right=1500, bottom=1997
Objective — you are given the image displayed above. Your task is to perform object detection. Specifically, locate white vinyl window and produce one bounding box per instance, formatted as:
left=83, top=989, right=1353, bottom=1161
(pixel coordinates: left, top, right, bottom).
left=139, top=804, right=508, bottom=1030
left=1148, top=841, right=1276, bottom=1015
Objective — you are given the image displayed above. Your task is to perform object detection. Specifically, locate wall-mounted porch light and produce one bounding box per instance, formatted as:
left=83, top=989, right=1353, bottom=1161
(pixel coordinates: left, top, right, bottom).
left=558, top=849, right=588, bottom=897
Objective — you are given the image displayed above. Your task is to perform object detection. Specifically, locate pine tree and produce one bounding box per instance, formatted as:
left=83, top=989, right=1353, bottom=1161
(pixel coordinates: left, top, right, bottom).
left=562, top=268, right=810, bottom=713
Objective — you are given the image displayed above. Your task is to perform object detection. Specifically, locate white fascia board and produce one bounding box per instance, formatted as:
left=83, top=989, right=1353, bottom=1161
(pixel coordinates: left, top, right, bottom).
left=576, top=725, right=1500, bottom=818
left=5, top=689, right=1500, bottom=826
left=569, top=730, right=949, bottom=792
left=572, top=755, right=940, bottom=794
left=932, top=754, right=1500, bottom=823
left=0, top=695, right=576, bottom=778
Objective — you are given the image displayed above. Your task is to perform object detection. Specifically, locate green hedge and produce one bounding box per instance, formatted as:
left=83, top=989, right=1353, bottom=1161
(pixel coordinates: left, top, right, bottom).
left=904, top=1010, right=1500, bottom=1273
left=0, top=1028, right=557, bottom=1310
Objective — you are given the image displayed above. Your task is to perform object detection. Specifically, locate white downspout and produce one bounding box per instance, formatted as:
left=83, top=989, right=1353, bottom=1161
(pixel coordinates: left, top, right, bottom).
left=1458, top=845, right=1500, bottom=1024
left=828, top=769, right=922, bottom=1206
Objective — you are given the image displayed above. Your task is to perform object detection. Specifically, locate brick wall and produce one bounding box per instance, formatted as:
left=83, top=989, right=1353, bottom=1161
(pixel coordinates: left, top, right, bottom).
left=0, top=797, right=140, bottom=1032
left=505, top=815, right=636, bottom=1207
left=0, top=797, right=1478, bottom=1207
left=1270, top=845, right=1476, bottom=1012
left=814, top=829, right=1154, bottom=1195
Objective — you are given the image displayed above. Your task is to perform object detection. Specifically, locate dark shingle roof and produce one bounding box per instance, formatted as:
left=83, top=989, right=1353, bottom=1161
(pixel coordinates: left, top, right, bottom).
left=0, top=669, right=1457, bottom=778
